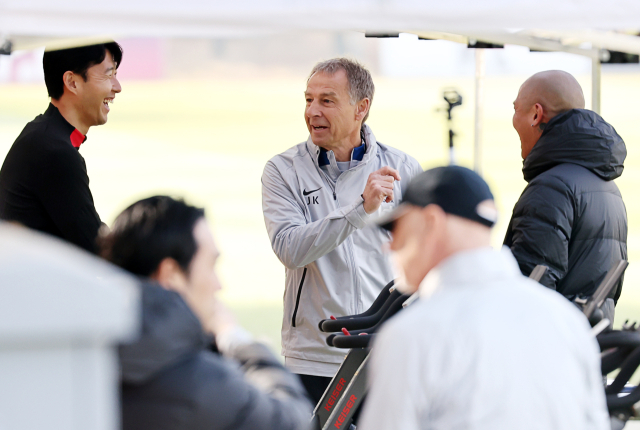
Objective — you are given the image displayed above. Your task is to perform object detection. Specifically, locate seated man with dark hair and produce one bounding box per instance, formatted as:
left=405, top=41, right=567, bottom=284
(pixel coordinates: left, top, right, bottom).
left=0, top=42, right=123, bottom=253
left=101, top=196, right=313, bottom=430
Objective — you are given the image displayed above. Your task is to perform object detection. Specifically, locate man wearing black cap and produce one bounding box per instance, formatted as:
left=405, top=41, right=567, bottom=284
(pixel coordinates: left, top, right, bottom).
left=359, top=166, right=609, bottom=430
left=0, top=42, right=122, bottom=253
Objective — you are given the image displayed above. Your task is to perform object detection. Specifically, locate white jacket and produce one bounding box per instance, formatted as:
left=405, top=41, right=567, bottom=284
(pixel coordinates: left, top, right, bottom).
left=261, top=125, right=422, bottom=371
left=359, top=247, right=610, bottom=430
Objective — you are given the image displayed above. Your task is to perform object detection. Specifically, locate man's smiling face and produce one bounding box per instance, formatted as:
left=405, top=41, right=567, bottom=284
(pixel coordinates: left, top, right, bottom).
left=512, top=83, right=538, bottom=160
left=76, top=51, right=121, bottom=128
left=304, top=70, right=360, bottom=151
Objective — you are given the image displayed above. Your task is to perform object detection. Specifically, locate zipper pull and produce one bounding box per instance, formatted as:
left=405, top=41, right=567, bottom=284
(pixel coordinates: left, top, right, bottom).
left=333, top=192, right=337, bottom=201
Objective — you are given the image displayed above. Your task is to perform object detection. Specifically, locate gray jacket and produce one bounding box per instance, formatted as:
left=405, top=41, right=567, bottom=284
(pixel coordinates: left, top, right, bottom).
left=261, top=125, right=422, bottom=366
left=119, top=281, right=312, bottom=430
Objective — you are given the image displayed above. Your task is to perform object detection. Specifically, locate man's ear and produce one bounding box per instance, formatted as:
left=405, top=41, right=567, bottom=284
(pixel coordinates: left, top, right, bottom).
left=531, top=103, right=545, bottom=128
left=151, top=257, right=189, bottom=293
left=422, top=204, right=446, bottom=231
left=62, top=71, right=80, bottom=97
left=355, top=98, right=370, bottom=122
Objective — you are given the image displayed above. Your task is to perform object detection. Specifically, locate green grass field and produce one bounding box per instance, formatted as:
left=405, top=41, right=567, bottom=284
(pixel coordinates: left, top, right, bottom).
left=2, top=72, right=640, bottom=351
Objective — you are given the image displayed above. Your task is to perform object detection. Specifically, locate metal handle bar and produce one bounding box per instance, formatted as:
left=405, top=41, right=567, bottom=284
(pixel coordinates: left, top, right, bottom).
left=598, top=330, right=640, bottom=350
left=332, top=333, right=374, bottom=349
left=606, top=346, right=640, bottom=395
left=607, top=384, right=640, bottom=411
left=320, top=289, right=404, bottom=333
left=584, top=260, right=628, bottom=319
left=318, top=280, right=395, bottom=332
left=326, top=294, right=408, bottom=348
left=528, top=265, right=548, bottom=283
left=602, top=347, right=635, bottom=375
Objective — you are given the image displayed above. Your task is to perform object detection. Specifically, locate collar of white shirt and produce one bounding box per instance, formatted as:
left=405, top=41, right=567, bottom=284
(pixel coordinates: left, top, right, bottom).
left=418, top=246, right=522, bottom=299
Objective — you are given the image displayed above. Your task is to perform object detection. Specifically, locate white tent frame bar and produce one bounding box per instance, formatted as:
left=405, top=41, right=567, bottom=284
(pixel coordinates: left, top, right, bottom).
left=474, top=49, right=485, bottom=176
left=592, top=57, right=601, bottom=114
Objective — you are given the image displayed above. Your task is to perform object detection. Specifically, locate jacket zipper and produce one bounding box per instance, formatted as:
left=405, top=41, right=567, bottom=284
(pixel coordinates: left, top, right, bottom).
left=312, top=149, right=367, bottom=315
left=333, top=171, right=361, bottom=314
left=344, top=236, right=360, bottom=313
left=291, top=268, right=307, bottom=327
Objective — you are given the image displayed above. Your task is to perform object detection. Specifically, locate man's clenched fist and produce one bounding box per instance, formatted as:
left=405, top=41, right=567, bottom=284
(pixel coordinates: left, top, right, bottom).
left=362, top=166, right=402, bottom=214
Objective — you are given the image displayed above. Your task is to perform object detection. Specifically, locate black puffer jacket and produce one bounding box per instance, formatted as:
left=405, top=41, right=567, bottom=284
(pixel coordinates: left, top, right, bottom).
left=504, top=109, right=627, bottom=301
left=119, top=282, right=313, bottom=430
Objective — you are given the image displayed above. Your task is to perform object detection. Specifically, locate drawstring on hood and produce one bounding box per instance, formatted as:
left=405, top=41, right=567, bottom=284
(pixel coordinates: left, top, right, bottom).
left=523, top=109, right=626, bottom=183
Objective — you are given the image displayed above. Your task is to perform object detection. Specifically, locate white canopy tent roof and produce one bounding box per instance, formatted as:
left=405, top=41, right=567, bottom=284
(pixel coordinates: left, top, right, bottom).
left=3, top=0, right=640, bottom=57
left=2, top=0, right=640, bottom=38
left=2, top=0, right=640, bottom=172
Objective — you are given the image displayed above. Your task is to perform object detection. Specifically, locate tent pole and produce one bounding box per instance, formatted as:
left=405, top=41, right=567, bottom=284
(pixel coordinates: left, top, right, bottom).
left=591, top=55, right=601, bottom=114
left=474, top=48, right=485, bottom=176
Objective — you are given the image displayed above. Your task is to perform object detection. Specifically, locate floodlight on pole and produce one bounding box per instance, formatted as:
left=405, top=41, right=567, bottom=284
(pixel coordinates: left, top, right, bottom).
left=442, top=89, right=463, bottom=165
left=0, top=37, right=12, bottom=55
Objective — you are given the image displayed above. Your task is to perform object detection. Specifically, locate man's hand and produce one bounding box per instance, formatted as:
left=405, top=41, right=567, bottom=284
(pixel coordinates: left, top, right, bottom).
left=205, top=298, right=255, bottom=355
left=362, top=166, right=402, bottom=214
left=204, top=298, right=238, bottom=338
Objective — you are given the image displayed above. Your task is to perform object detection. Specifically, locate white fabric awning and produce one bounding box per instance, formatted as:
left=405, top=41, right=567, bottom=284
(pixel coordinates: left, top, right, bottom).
left=2, top=0, right=640, bottom=54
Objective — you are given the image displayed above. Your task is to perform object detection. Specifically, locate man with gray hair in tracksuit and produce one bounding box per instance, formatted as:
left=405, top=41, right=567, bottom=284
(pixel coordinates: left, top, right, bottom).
left=261, top=58, right=422, bottom=403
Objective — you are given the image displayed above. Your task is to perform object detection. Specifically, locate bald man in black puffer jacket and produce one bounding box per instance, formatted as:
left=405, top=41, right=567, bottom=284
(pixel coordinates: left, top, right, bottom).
left=505, top=70, right=627, bottom=322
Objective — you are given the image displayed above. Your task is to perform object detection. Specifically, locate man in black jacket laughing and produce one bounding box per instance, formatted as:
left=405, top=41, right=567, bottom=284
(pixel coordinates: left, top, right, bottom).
left=505, top=70, right=627, bottom=321
left=0, top=42, right=122, bottom=253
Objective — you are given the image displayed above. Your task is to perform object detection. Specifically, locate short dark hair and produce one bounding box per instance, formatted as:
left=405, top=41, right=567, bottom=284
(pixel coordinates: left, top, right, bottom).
left=100, top=196, right=205, bottom=277
left=43, top=41, right=123, bottom=100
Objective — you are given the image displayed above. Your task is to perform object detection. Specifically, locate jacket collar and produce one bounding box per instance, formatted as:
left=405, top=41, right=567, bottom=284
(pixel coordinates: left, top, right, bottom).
left=44, top=103, right=88, bottom=149
left=419, top=247, right=522, bottom=299
left=306, top=123, right=379, bottom=168
left=522, top=109, right=626, bottom=182
left=318, top=141, right=365, bottom=167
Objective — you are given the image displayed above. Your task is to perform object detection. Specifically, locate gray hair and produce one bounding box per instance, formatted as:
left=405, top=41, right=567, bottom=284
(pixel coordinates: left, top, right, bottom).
left=308, top=58, right=375, bottom=122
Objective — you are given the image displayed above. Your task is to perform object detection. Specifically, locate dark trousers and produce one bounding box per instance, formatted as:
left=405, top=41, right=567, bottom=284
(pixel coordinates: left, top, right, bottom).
left=297, top=374, right=332, bottom=405
left=297, top=373, right=361, bottom=427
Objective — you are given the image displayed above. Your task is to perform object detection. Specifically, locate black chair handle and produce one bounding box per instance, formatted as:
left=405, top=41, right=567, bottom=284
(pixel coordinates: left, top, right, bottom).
left=331, top=333, right=375, bottom=349
left=317, top=280, right=395, bottom=332
left=320, top=288, right=402, bottom=333
left=326, top=294, right=410, bottom=347
left=597, top=331, right=640, bottom=350
left=606, top=346, right=640, bottom=395
left=601, top=347, right=634, bottom=375
left=607, top=383, right=640, bottom=411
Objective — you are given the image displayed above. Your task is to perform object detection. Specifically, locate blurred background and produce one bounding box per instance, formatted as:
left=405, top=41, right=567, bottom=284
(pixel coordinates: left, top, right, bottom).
left=1, top=31, right=639, bottom=349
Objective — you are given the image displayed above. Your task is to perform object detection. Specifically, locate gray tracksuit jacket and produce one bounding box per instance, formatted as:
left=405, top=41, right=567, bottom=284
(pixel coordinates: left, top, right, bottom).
left=261, top=125, right=422, bottom=368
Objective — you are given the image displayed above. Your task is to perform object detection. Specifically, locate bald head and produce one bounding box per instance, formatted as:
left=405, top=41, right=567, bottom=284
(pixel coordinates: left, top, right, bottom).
left=519, top=70, right=585, bottom=117
left=513, top=70, right=586, bottom=159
